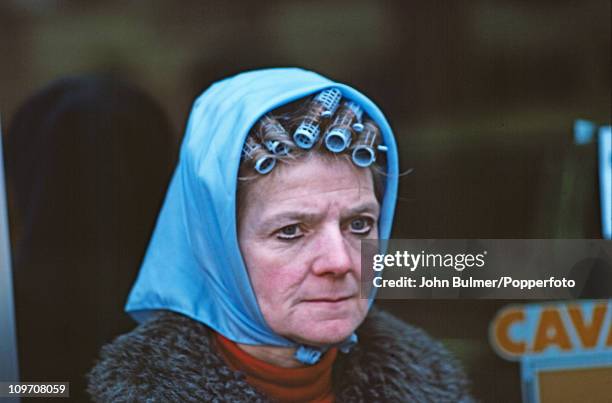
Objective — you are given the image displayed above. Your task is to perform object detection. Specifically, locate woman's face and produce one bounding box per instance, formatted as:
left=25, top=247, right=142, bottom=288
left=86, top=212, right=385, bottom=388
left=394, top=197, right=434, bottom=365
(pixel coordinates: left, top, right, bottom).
left=238, top=155, right=379, bottom=346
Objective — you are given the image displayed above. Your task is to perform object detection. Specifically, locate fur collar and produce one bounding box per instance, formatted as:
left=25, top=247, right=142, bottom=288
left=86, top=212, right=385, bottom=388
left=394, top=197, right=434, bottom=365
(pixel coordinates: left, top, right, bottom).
left=88, top=309, right=472, bottom=402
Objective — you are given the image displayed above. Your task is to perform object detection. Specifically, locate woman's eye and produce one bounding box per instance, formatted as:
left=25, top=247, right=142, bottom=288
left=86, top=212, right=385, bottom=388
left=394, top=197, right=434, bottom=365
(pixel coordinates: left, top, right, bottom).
left=276, top=224, right=303, bottom=240
left=349, top=217, right=373, bottom=234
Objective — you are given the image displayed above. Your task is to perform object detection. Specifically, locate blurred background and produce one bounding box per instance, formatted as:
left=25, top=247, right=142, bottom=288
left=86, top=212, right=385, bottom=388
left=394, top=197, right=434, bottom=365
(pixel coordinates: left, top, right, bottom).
left=1, top=0, right=610, bottom=402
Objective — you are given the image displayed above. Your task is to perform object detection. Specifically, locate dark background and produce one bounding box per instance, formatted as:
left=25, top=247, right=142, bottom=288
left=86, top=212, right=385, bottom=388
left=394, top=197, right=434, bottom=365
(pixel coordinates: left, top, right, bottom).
left=1, top=1, right=610, bottom=401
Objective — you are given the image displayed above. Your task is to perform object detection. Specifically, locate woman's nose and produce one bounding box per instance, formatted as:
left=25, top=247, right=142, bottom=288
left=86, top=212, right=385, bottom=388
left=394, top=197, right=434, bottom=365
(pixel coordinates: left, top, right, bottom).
left=311, top=226, right=354, bottom=277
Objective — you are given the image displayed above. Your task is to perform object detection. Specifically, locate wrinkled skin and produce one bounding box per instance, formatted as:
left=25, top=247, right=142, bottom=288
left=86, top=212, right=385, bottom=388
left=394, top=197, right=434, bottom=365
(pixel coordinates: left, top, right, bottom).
left=238, top=155, right=379, bottom=346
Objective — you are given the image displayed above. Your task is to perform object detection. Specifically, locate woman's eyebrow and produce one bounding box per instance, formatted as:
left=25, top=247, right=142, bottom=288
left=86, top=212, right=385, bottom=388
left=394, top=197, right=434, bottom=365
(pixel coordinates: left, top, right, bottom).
left=343, top=202, right=380, bottom=217
left=259, top=212, right=322, bottom=228
left=259, top=201, right=380, bottom=228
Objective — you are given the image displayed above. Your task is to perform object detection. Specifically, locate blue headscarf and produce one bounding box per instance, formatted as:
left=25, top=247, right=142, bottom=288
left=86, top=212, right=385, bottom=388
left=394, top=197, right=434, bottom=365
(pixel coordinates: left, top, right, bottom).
left=126, top=68, right=399, bottom=363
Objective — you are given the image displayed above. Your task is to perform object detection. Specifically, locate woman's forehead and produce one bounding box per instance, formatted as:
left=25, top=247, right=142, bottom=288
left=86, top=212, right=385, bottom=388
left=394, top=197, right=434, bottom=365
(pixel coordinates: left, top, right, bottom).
left=243, top=156, right=378, bottom=218
left=255, top=156, right=373, bottom=196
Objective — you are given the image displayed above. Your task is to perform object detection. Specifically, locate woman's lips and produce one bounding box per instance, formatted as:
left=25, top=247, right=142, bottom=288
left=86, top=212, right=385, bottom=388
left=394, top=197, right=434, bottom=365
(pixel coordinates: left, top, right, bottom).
left=303, top=295, right=353, bottom=303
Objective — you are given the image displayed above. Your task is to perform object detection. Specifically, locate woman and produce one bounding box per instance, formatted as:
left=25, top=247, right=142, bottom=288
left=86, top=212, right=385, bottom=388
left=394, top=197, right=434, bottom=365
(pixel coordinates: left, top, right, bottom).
left=88, top=68, right=472, bottom=402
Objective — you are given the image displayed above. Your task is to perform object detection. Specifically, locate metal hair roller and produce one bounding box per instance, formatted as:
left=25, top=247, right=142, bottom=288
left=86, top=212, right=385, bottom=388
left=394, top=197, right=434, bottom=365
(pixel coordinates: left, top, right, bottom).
left=351, top=123, right=379, bottom=168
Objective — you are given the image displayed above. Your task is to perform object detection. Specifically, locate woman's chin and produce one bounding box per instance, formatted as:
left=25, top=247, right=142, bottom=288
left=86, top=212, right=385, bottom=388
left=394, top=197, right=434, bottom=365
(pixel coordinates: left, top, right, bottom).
left=287, top=318, right=360, bottom=346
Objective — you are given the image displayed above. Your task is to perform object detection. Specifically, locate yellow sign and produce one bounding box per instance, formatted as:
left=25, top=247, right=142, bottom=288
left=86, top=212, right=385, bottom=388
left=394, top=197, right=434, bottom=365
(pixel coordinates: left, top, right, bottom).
left=491, top=301, right=612, bottom=359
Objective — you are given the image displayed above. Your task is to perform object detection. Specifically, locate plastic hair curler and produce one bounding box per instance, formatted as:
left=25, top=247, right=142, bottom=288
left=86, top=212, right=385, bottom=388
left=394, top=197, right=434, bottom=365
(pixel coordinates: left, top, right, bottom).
left=264, top=140, right=289, bottom=156
left=258, top=116, right=291, bottom=156
left=351, top=121, right=385, bottom=167
left=316, top=88, right=342, bottom=118
left=347, top=101, right=365, bottom=132
left=293, top=88, right=342, bottom=149
left=254, top=155, right=276, bottom=174
left=324, top=102, right=362, bottom=153
left=242, top=137, right=276, bottom=174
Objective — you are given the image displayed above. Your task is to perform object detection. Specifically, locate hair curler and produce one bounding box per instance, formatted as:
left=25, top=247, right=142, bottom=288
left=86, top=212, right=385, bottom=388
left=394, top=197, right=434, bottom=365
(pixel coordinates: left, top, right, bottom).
left=293, top=88, right=342, bottom=149
left=351, top=121, right=384, bottom=167
left=242, top=137, right=276, bottom=174
left=264, top=140, right=289, bottom=156
left=347, top=101, right=365, bottom=132
left=254, top=155, right=276, bottom=174
left=316, top=88, right=342, bottom=118
left=258, top=116, right=291, bottom=156
left=324, top=102, right=363, bottom=153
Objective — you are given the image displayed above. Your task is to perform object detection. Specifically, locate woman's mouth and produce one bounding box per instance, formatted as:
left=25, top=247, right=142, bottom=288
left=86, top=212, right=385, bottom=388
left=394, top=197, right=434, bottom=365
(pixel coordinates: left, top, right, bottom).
left=304, top=295, right=353, bottom=303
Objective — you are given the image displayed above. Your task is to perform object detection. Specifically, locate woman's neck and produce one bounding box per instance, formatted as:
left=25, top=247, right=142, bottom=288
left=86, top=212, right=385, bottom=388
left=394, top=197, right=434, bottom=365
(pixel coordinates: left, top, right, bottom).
left=236, top=343, right=302, bottom=368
